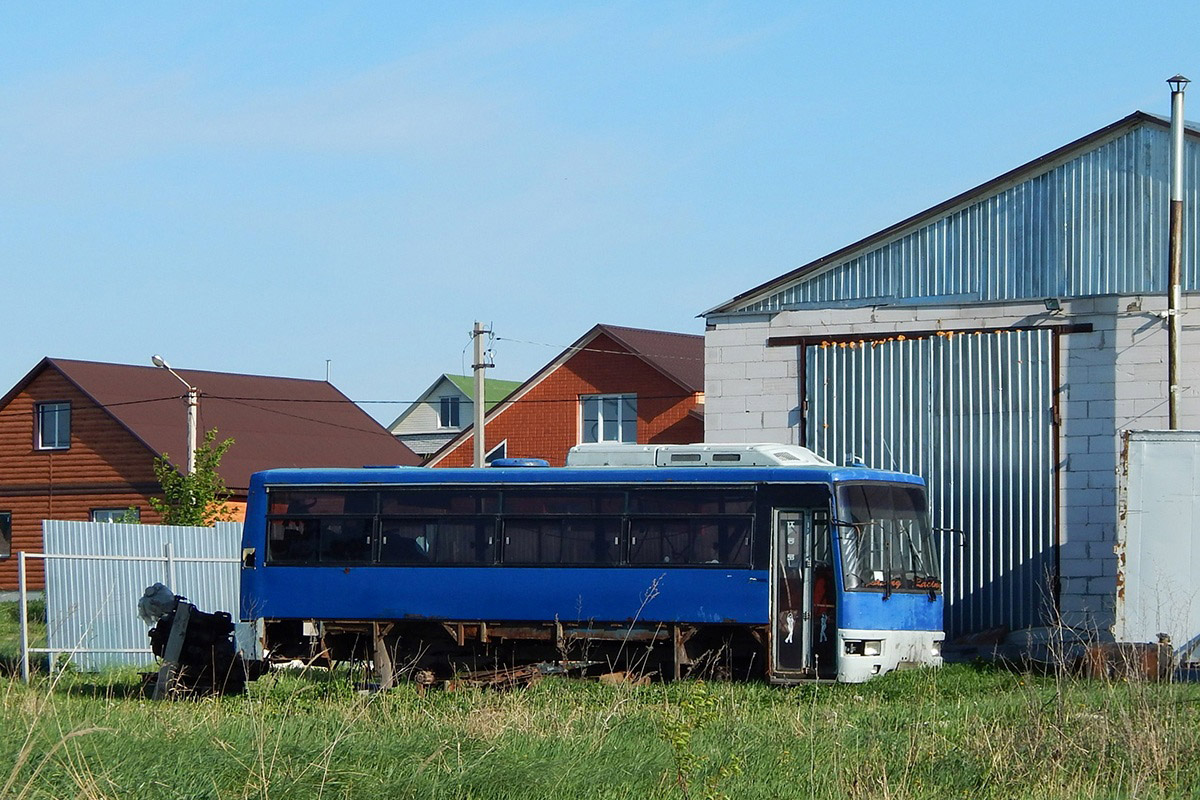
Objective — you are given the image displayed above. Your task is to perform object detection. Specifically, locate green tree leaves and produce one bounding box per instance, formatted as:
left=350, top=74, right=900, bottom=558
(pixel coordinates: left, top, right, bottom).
left=149, top=429, right=235, bottom=526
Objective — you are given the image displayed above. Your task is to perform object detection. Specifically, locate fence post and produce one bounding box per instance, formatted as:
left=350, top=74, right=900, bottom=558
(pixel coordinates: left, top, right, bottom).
left=165, top=541, right=176, bottom=591
left=18, top=551, right=30, bottom=684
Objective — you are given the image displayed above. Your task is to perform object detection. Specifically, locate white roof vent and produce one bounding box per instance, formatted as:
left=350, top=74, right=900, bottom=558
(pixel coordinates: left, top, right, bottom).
left=565, top=443, right=833, bottom=468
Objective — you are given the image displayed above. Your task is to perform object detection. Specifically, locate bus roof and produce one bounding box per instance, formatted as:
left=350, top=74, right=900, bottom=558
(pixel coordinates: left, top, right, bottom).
left=249, top=463, right=925, bottom=489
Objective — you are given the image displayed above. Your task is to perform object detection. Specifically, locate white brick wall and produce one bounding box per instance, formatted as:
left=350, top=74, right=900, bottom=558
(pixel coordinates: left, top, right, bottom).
left=706, top=293, right=1200, bottom=635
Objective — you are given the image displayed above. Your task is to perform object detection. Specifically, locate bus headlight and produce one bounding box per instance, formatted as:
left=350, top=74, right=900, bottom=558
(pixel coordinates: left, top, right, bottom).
left=844, top=639, right=883, bottom=657
left=931, top=640, right=942, bottom=658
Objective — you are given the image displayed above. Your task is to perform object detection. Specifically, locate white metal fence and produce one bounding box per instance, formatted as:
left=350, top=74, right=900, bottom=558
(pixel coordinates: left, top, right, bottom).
left=18, top=520, right=241, bottom=679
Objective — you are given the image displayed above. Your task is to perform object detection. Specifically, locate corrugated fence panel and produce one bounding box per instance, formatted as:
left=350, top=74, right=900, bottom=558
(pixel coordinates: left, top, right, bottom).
left=42, top=521, right=241, bottom=670
left=806, top=329, right=1056, bottom=637
left=740, top=123, right=1199, bottom=313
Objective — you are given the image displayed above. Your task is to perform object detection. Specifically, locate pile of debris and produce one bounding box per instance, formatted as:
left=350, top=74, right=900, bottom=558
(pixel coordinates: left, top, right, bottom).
left=140, top=583, right=263, bottom=698
left=946, top=624, right=1179, bottom=681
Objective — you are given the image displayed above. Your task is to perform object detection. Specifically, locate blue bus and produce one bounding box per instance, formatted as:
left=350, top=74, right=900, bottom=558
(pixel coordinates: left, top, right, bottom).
left=239, top=443, right=943, bottom=683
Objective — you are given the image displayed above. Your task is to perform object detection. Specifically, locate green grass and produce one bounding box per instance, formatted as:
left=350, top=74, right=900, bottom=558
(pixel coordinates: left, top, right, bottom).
left=0, top=600, right=46, bottom=675
left=2, top=662, right=1199, bottom=799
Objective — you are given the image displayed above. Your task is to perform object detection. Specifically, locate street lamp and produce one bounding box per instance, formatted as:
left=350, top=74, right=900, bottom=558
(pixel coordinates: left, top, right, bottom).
left=1166, top=74, right=1190, bottom=429
left=152, top=354, right=198, bottom=474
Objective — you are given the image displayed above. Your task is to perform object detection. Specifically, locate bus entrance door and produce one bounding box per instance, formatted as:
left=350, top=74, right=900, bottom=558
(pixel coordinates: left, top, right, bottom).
left=771, top=510, right=814, bottom=678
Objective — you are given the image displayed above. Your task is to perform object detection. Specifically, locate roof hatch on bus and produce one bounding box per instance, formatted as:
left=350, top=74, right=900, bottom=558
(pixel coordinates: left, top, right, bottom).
left=565, top=443, right=834, bottom=468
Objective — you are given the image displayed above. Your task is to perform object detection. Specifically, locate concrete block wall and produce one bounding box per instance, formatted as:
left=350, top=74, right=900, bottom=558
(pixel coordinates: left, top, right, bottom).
left=705, top=293, right=1200, bottom=635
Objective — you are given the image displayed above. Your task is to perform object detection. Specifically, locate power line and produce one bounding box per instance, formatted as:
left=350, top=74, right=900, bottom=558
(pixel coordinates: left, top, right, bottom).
left=93, top=396, right=191, bottom=410
left=495, top=335, right=703, bottom=362
left=217, top=397, right=394, bottom=435
left=203, top=393, right=696, bottom=405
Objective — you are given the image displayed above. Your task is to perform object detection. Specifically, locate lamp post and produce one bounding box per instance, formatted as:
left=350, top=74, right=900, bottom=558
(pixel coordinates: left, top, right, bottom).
left=152, top=354, right=198, bottom=474
left=1167, top=74, right=1190, bottom=429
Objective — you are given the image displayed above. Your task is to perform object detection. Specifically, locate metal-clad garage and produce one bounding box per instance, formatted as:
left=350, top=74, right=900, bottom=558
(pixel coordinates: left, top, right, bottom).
left=800, top=329, right=1055, bottom=637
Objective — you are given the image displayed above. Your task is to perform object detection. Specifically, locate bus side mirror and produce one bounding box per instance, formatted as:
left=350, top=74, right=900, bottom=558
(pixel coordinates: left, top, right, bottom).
left=934, top=527, right=966, bottom=549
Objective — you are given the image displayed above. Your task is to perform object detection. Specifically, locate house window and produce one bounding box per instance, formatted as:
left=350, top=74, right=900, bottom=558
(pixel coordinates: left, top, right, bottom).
left=91, top=508, right=140, bottom=524
left=0, top=512, right=10, bottom=559
left=581, top=394, right=637, bottom=444
left=36, top=402, right=71, bottom=450
left=439, top=396, right=461, bottom=428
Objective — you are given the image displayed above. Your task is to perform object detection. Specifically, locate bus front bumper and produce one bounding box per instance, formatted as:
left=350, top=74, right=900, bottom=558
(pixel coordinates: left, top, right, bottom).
left=837, top=628, right=944, bottom=683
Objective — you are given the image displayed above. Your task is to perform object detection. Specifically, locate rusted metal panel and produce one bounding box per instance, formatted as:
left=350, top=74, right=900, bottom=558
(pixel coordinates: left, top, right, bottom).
left=805, top=329, right=1056, bottom=638
left=1083, top=641, right=1173, bottom=681
left=1115, top=430, right=1200, bottom=660
left=736, top=122, right=1200, bottom=313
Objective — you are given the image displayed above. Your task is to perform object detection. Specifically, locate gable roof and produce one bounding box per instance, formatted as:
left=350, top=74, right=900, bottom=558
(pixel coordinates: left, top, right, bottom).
left=705, top=111, right=1200, bottom=315
left=592, top=324, right=705, bottom=393
left=386, top=373, right=522, bottom=430
left=4, top=358, right=420, bottom=490
left=426, top=323, right=703, bottom=466
left=444, top=374, right=524, bottom=408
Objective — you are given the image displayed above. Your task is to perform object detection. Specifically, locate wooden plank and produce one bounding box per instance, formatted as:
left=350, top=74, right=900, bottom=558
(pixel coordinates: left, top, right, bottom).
left=152, top=603, right=191, bottom=700
left=372, top=622, right=394, bottom=691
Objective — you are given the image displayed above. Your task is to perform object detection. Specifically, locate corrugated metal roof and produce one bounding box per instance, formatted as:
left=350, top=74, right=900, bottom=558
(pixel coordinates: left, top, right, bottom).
left=6, top=358, right=420, bottom=490
left=706, top=111, right=1200, bottom=315
left=444, top=374, right=524, bottom=408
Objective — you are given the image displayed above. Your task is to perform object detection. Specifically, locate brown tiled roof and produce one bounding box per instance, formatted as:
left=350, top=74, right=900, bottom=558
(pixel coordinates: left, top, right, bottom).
left=19, top=358, right=419, bottom=490
left=593, top=324, right=704, bottom=392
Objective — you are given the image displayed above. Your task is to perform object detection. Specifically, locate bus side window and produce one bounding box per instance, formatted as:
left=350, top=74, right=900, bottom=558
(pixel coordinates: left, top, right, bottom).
left=717, top=519, right=752, bottom=566
left=318, top=518, right=372, bottom=563
left=812, top=511, right=832, bottom=567
left=379, top=520, right=432, bottom=564
left=434, top=520, right=495, bottom=564
left=629, top=520, right=666, bottom=564
left=268, top=519, right=317, bottom=563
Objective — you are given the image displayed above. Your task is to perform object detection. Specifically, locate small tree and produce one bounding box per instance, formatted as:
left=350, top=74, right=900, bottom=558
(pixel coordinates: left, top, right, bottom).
left=149, top=429, right=236, bottom=526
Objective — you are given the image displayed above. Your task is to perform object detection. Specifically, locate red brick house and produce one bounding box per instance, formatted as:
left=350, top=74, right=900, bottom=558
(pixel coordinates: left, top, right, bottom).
left=0, top=358, right=419, bottom=589
left=429, top=324, right=704, bottom=467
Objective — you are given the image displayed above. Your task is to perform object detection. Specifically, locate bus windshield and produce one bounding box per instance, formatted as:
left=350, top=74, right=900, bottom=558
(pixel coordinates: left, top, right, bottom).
left=836, top=483, right=940, bottom=593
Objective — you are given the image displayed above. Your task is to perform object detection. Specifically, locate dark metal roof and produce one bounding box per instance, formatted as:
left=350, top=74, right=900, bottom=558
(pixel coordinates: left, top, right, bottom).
left=593, top=324, right=704, bottom=392
left=13, top=358, right=420, bottom=490
left=704, top=111, right=1199, bottom=316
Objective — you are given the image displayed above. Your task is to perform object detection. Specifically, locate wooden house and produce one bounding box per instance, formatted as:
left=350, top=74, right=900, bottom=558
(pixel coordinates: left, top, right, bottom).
left=0, top=358, right=419, bottom=589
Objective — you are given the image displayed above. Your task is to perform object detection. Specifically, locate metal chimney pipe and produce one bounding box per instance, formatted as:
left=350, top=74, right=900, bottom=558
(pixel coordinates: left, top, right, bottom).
left=1167, top=74, right=1189, bottom=429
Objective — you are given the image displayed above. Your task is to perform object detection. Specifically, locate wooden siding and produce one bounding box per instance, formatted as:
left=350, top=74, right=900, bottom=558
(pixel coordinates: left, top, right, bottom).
left=1, top=370, right=163, bottom=589
left=435, top=331, right=704, bottom=467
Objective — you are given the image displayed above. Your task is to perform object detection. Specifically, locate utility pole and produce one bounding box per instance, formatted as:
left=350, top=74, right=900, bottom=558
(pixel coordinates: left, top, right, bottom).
left=152, top=355, right=199, bottom=474
left=1167, top=74, right=1190, bottom=429
left=472, top=321, right=494, bottom=467
left=184, top=388, right=198, bottom=474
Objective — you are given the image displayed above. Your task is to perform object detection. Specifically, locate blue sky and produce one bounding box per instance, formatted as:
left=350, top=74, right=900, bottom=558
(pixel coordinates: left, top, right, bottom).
left=1, top=3, right=1194, bottom=423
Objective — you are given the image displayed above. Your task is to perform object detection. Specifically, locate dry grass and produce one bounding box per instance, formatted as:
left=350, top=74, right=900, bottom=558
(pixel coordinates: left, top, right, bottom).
left=1, top=661, right=1198, bottom=799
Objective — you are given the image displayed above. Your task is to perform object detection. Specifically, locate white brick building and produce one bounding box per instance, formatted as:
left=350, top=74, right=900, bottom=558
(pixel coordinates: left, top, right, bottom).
left=703, top=112, right=1200, bottom=638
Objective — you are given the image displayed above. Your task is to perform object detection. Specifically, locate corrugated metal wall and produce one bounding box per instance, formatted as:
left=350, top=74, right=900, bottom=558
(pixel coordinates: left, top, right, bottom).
left=741, top=123, right=1200, bottom=312
left=42, top=521, right=241, bottom=670
left=805, top=329, right=1056, bottom=636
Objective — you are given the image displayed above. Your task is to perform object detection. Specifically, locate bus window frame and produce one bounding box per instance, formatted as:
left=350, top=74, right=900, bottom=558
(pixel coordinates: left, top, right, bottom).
left=260, top=482, right=848, bottom=572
